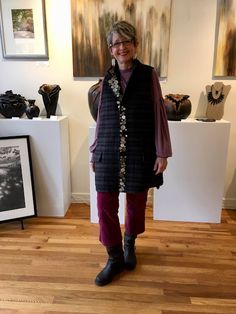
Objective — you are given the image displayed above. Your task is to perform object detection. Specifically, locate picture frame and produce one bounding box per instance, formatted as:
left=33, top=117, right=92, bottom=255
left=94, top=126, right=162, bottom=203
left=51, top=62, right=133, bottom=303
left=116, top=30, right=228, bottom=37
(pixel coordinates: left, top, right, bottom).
left=0, top=0, right=48, bottom=60
left=0, top=136, right=37, bottom=223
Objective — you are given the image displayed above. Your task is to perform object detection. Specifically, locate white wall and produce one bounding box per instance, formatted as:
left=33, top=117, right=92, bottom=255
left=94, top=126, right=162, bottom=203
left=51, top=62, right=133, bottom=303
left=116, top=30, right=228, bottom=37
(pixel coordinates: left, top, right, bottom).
left=0, top=0, right=235, bottom=208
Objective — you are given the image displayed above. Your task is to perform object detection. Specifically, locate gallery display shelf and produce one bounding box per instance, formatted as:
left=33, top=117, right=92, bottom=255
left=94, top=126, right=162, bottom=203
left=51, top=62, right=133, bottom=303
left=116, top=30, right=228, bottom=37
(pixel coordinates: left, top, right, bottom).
left=154, top=118, right=230, bottom=223
left=0, top=116, right=71, bottom=216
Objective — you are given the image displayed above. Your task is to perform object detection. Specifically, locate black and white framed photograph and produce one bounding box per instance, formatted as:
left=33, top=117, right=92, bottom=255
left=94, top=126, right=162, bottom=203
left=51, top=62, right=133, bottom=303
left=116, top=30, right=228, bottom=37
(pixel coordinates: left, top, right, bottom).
left=0, top=136, right=36, bottom=223
left=0, top=0, right=48, bottom=59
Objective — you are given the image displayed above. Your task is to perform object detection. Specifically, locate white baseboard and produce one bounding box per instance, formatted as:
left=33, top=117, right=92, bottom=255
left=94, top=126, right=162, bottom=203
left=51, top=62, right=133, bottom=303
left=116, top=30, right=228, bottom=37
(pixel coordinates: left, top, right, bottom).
left=222, top=197, right=236, bottom=210
left=147, top=193, right=153, bottom=206
left=71, top=193, right=90, bottom=204
left=71, top=192, right=153, bottom=206
left=71, top=193, right=236, bottom=210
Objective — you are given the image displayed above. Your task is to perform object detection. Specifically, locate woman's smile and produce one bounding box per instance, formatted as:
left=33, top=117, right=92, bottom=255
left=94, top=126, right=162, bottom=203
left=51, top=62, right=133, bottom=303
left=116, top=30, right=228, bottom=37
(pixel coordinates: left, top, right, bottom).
left=110, top=33, right=137, bottom=70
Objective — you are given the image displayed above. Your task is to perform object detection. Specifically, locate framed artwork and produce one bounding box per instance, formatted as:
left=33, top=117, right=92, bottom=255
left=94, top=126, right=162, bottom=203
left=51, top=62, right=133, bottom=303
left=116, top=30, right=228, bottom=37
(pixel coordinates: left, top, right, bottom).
left=71, top=0, right=172, bottom=78
left=213, top=0, right=236, bottom=77
left=0, top=136, right=37, bottom=223
left=0, top=0, right=48, bottom=59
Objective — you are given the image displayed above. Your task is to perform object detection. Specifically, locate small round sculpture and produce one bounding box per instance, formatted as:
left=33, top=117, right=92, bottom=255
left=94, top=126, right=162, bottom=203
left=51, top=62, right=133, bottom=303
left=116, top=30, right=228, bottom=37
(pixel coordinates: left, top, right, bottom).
left=38, top=84, right=61, bottom=118
left=25, top=99, right=40, bottom=119
left=0, top=90, right=27, bottom=118
left=164, top=94, right=192, bottom=121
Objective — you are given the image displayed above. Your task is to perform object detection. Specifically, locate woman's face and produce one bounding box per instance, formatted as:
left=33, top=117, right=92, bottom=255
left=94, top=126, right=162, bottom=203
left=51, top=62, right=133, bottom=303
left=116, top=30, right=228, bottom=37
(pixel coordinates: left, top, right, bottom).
left=110, top=33, right=137, bottom=69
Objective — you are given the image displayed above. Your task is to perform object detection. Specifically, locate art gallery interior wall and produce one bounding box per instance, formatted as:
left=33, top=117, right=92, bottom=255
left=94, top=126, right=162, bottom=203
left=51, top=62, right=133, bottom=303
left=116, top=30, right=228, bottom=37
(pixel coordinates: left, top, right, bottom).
left=0, top=0, right=235, bottom=209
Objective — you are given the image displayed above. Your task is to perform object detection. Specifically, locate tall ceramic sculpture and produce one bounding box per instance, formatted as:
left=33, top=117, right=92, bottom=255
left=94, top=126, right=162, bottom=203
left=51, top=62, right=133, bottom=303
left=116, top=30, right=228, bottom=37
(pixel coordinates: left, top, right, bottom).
left=38, top=84, right=61, bottom=118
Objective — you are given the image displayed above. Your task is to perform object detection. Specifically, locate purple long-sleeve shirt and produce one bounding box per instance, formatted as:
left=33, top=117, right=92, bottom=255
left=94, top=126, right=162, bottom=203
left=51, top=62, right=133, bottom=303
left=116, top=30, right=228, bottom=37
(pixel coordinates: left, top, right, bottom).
left=90, top=68, right=172, bottom=158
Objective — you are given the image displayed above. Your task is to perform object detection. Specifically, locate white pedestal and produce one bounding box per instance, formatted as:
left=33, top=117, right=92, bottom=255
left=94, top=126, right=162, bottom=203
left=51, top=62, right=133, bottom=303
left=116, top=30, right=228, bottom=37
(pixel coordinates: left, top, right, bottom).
left=89, top=125, right=125, bottom=224
left=0, top=116, right=71, bottom=216
left=154, top=119, right=230, bottom=223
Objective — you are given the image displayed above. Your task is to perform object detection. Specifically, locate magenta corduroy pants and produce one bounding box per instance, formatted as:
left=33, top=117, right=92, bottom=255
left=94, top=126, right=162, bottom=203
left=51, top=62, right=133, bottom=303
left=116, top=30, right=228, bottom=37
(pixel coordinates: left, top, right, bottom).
left=97, top=190, right=148, bottom=247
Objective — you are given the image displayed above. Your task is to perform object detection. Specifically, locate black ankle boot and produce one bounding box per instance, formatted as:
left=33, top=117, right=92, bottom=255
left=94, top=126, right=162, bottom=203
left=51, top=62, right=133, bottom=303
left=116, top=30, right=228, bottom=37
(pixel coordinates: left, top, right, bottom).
left=124, top=233, right=137, bottom=270
left=95, top=245, right=125, bottom=286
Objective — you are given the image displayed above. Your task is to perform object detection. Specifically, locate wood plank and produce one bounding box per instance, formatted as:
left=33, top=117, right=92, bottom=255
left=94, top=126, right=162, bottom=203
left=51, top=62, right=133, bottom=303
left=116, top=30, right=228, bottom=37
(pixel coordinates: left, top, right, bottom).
left=0, top=204, right=236, bottom=313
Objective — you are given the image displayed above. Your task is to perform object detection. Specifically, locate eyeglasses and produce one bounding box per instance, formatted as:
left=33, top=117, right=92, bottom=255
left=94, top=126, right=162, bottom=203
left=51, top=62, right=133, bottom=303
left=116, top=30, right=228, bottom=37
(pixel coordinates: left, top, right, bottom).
left=109, top=40, right=133, bottom=49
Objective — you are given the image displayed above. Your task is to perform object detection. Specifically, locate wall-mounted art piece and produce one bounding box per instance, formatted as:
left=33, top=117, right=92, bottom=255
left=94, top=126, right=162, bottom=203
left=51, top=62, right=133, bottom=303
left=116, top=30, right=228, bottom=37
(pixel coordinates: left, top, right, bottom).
left=71, top=0, right=172, bottom=78
left=0, top=136, right=36, bottom=223
left=213, top=0, right=236, bottom=77
left=0, top=0, right=48, bottom=59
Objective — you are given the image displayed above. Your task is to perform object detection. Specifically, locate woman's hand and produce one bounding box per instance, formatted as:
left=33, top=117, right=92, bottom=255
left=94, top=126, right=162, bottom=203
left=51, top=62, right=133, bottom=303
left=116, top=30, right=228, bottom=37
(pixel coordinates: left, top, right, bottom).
left=153, top=157, right=168, bottom=174
left=90, top=162, right=95, bottom=172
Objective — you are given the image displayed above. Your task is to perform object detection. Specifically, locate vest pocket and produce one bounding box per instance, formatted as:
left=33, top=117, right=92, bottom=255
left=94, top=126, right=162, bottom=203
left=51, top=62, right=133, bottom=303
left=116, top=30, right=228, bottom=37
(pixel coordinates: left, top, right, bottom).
left=93, top=151, right=103, bottom=162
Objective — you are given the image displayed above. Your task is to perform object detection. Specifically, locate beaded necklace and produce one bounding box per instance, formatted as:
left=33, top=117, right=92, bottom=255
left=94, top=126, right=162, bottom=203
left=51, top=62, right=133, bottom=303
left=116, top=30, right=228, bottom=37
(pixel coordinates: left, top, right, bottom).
left=207, top=84, right=224, bottom=105
left=108, top=67, right=127, bottom=192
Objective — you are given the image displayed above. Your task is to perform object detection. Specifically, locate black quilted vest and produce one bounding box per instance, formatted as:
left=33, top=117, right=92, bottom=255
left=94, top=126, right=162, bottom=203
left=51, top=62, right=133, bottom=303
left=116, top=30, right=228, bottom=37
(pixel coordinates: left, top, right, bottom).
left=94, top=59, right=163, bottom=192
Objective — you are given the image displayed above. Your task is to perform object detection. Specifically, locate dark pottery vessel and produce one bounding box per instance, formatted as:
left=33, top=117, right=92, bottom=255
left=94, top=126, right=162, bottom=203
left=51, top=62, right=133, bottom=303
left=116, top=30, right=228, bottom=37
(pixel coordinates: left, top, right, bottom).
left=164, top=94, right=192, bottom=121
left=38, top=84, right=61, bottom=118
left=25, top=99, right=40, bottom=119
left=88, top=79, right=102, bottom=121
left=0, top=90, right=27, bottom=118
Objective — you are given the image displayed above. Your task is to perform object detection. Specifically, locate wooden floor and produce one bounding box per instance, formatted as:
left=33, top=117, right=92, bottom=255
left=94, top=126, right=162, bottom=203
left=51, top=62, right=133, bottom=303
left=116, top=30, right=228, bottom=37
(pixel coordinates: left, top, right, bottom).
left=0, top=204, right=236, bottom=314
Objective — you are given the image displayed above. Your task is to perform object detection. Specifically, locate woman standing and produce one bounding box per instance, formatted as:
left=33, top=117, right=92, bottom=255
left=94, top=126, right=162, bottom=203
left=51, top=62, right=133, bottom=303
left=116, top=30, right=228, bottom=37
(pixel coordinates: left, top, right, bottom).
left=90, top=20, right=172, bottom=286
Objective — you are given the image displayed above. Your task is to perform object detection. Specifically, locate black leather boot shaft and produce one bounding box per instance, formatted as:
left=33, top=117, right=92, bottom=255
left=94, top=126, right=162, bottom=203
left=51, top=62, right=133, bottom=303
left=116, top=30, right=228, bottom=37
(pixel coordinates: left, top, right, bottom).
left=124, top=233, right=137, bottom=270
left=95, top=245, right=125, bottom=286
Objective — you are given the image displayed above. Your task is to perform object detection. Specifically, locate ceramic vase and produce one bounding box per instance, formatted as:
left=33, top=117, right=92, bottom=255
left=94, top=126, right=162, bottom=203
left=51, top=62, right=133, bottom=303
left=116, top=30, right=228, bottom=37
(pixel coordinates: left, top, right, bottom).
left=88, top=79, right=102, bottom=121
left=164, top=94, right=192, bottom=121
left=38, top=84, right=61, bottom=118
left=25, top=99, right=40, bottom=119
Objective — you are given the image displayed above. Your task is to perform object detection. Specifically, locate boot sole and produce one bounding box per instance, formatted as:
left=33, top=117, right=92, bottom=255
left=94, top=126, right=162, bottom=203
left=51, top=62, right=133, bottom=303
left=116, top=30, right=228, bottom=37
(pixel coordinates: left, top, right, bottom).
left=95, top=267, right=125, bottom=286
left=125, top=262, right=136, bottom=271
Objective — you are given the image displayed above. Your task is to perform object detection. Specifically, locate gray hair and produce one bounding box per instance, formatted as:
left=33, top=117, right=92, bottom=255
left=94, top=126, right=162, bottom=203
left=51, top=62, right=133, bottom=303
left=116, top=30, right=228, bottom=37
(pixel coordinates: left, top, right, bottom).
left=106, top=20, right=138, bottom=47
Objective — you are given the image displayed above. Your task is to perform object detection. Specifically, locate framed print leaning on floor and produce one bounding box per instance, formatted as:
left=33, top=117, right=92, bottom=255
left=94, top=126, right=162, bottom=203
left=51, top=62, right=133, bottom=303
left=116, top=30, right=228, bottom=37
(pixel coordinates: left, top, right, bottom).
left=0, top=136, right=37, bottom=223
left=0, top=0, right=48, bottom=59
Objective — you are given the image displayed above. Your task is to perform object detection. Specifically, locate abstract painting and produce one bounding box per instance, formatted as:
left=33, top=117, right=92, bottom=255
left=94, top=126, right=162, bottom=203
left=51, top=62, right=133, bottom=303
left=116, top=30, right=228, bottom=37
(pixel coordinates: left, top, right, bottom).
left=214, top=0, right=236, bottom=76
left=71, top=0, right=172, bottom=78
